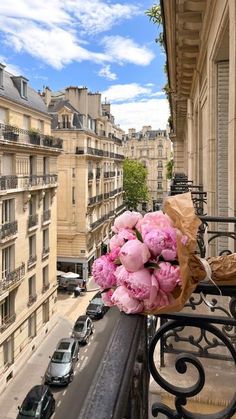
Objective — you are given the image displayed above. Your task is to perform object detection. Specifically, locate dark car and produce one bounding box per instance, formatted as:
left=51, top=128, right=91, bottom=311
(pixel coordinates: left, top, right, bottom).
left=17, top=385, right=55, bottom=419
left=86, top=291, right=108, bottom=319
left=71, top=315, right=94, bottom=344
left=44, top=338, right=79, bottom=386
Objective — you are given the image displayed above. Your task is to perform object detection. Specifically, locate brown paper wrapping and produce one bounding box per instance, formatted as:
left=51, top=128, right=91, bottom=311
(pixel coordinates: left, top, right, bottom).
left=144, top=192, right=206, bottom=315
left=207, top=254, right=236, bottom=285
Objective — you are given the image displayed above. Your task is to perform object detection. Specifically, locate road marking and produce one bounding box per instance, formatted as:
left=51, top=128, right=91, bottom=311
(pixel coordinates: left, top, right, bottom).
left=84, top=348, right=88, bottom=353
left=62, top=390, right=67, bottom=396
left=79, top=356, right=88, bottom=370
left=57, top=400, right=61, bottom=407
left=80, top=355, right=84, bottom=361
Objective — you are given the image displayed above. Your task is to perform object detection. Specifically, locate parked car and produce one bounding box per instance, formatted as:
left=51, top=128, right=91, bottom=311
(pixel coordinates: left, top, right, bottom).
left=86, top=291, right=108, bottom=319
left=44, top=338, right=79, bottom=386
left=71, top=315, right=94, bottom=344
left=17, top=385, right=55, bottom=419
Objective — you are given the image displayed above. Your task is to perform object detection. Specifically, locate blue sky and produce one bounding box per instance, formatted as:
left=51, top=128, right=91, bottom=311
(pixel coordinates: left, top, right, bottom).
left=0, top=0, right=169, bottom=132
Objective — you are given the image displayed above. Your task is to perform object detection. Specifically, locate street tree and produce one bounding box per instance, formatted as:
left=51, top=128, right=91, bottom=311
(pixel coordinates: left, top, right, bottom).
left=123, top=159, right=149, bottom=210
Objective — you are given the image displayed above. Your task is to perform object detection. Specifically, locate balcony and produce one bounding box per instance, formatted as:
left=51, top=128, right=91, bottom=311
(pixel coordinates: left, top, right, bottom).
left=0, top=174, right=58, bottom=193
left=42, top=283, right=50, bottom=293
left=76, top=147, right=104, bottom=157
left=42, top=209, right=51, bottom=223
left=0, top=221, right=18, bottom=241
left=88, top=172, right=94, bottom=181
left=27, top=255, right=37, bottom=269
left=104, top=172, right=110, bottom=178
left=90, top=214, right=109, bottom=230
left=27, top=294, right=37, bottom=307
left=0, top=263, right=25, bottom=295
left=104, top=192, right=110, bottom=200
left=0, top=314, right=16, bottom=332
left=0, top=176, right=18, bottom=191
left=28, top=214, right=38, bottom=229
left=96, top=170, right=101, bottom=180
left=42, top=246, right=50, bottom=259
left=0, top=123, right=63, bottom=148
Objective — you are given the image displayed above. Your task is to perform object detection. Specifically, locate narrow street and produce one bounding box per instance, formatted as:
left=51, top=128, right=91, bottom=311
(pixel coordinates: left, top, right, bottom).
left=0, top=290, right=119, bottom=419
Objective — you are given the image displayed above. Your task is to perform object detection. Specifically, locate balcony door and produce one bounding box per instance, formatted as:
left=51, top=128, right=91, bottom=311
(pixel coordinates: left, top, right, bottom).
left=2, top=154, right=14, bottom=175
left=2, top=245, right=14, bottom=280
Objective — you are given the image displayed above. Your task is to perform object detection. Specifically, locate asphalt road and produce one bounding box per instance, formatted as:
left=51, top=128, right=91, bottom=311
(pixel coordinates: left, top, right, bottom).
left=52, top=307, right=120, bottom=419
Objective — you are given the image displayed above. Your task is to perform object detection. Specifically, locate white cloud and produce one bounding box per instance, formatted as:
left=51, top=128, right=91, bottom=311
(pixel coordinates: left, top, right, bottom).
left=102, top=83, right=152, bottom=103
left=0, top=55, right=23, bottom=75
left=67, top=1, right=141, bottom=35
left=102, top=36, right=154, bottom=66
left=111, top=98, right=170, bottom=132
left=0, top=18, right=108, bottom=69
left=0, top=3, right=153, bottom=69
left=98, top=65, right=117, bottom=81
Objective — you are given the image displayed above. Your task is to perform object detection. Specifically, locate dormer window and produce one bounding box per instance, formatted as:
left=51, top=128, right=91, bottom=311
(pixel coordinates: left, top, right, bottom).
left=0, top=63, right=5, bottom=89
left=21, top=79, right=27, bottom=99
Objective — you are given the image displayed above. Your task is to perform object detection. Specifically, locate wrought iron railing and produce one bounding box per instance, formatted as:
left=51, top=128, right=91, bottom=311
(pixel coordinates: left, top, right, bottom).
left=1, top=263, right=25, bottom=294
left=27, top=294, right=37, bottom=307
left=0, top=174, right=58, bottom=192
left=27, top=255, right=37, bottom=269
left=28, top=214, right=38, bottom=229
left=0, top=313, right=16, bottom=332
left=42, top=209, right=51, bottom=223
left=0, top=123, right=63, bottom=148
left=0, top=220, right=18, bottom=240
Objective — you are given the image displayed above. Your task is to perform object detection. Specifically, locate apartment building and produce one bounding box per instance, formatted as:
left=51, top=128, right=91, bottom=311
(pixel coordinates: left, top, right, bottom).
left=42, top=86, right=125, bottom=280
left=123, top=126, right=172, bottom=211
left=0, top=64, right=61, bottom=391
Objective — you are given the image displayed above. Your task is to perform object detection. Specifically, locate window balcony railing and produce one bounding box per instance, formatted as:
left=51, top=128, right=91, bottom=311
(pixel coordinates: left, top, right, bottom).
left=0, top=314, right=16, bottom=332
left=42, top=209, right=51, bottom=223
left=104, top=192, right=110, bottom=200
left=1, top=262, right=25, bottom=295
left=0, top=174, right=58, bottom=192
left=0, top=123, right=63, bottom=148
left=27, top=255, right=37, bottom=269
left=42, top=282, right=50, bottom=293
left=96, top=170, right=101, bottom=179
left=90, top=214, right=109, bottom=230
left=0, top=220, right=18, bottom=240
left=42, top=246, right=50, bottom=258
left=97, top=194, right=103, bottom=202
left=104, top=172, right=110, bottom=178
left=88, top=172, right=94, bottom=181
left=27, top=294, right=37, bottom=307
left=28, top=214, right=38, bottom=229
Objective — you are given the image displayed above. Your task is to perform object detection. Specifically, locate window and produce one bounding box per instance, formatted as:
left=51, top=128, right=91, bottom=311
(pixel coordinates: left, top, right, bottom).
left=28, top=312, right=36, bottom=338
left=0, top=66, right=3, bottom=88
left=157, top=182, right=162, bottom=190
left=37, top=120, right=44, bottom=133
left=43, top=192, right=50, bottom=212
left=0, top=106, right=7, bottom=123
left=72, top=187, right=75, bottom=205
left=23, top=115, right=30, bottom=130
left=3, top=336, right=14, bottom=366
left=43, top=265, right=49, bottom=287
left=43, top=300, right=49, bottom=324
left=43, top=157, right=49, bottom=175
left=158, top=171, right=162, bottom=179
left=158, top=149, right=162, bottom=157
left=21, top=80, right=27, bottom=98
left=158, top=161, right=163, bottom=168
left=2, top=199, right=14, bottom=224
left=62, top=114, right=70, bottom=128
left=29, top=235, right=36, bottom=259
left=43, top=229, right=49, bottom=254
left=72, top=168, right=75, bottom=178
left=29, top=156, right=37, bottom=176
left=28, top=275, right=36, bottom=298
left=2, top=245, right=14, bottom=279
left=29, top=195, right=36, bottom=216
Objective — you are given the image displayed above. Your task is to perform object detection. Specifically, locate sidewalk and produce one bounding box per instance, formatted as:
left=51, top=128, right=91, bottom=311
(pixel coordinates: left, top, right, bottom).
left=0, top=288, right=98, bottom=419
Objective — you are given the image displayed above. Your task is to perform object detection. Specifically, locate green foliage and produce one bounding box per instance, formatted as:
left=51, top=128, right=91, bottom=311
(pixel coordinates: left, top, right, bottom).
left=123, top=159, right=149, bottom=210
left=166, top=156, right=174, bottom=180
left=145, top=4, right=162, bottom=26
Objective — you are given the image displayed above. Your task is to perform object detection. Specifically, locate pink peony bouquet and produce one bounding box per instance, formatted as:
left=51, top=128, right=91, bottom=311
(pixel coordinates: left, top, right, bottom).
left=92, top=194, right=204, bottom=315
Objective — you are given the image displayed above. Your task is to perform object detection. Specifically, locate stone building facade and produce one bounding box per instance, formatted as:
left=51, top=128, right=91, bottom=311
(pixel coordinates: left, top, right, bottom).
left=0, top=65, right=61, bottom=392
left=42, top=87, right=125, bottom=280
left=161, top=0, right=236, bottom=222
left=123, top=126, right=172, bottom=211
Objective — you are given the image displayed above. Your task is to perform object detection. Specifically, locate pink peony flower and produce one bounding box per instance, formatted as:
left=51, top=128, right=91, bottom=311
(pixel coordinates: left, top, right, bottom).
left=113, top=211, right=142, bottom=233
left=111, top=285, right=143, bottom=314
left=144, top=289, right=171, bottom=311
left=109, top=229, right=136, bottom=251
left=143, top=227, right=177, bottom=261
left=119, top=239, right=151, bottom=272
left=116, top=267, right=152, bottom=300
left=92, top=255, right=117, bottom=289
left=115, top=265, right=130, bottom=284
left=153, top=262, right=181, bottom=293
left=137, top=210, right=173, bottom=233
left=101, top=289, right=114, bottom=307
left=107, top=247, right=120, bottom=262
